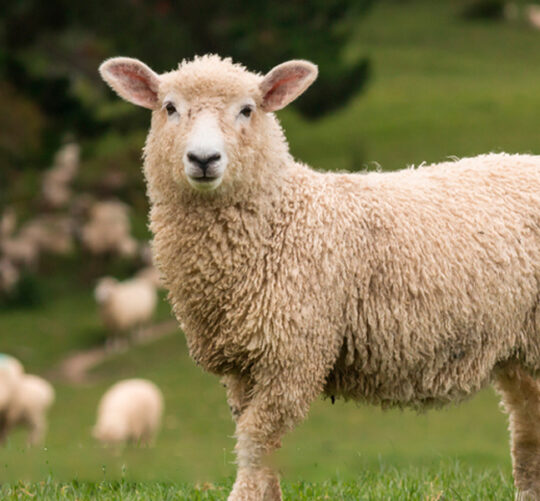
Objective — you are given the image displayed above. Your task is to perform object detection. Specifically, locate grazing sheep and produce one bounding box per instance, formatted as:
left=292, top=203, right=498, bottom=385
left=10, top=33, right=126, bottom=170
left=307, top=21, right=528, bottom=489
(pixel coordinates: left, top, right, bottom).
left=41, top=143, right=80, bottom=209
left=2, top=374, right=54, bottom=446
left=81, top=200, right=138, bottom=258
left=0, top=233, right=39, bottom=270
left=100, top=55, right=540, bottom=501
left=93, top=379, right=163, bottom=445
left=19, top=215, right=74, bottom=256
left=0, top=355, right=23, bottom=416
left=94, top=276, right=157, bottom=345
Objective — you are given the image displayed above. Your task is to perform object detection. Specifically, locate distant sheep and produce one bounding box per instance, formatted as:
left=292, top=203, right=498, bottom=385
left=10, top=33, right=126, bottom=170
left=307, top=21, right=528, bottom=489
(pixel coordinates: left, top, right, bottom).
left=1, top=372, right=54, bottom=447
left=135, top=266, right=163, bottom=289
left=0, top=258, right=20, bottom=294
left=100, top=55, right=540, bottom=501
left=41, top=143, right=80, bottom=209
left=19, top=215, right=74, bottom=256
left=0, top=355, right=23, bottom=418
left=94, top=276, right=157, bottom=345
left=81, top=200, right=137, bottom=258
left=93, top=379, right=163, bottom=445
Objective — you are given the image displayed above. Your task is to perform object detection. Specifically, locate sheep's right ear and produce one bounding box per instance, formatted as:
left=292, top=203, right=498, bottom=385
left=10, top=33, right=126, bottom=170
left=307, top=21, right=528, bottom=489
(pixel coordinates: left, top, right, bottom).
left=99, top=57, right=160, bottom=110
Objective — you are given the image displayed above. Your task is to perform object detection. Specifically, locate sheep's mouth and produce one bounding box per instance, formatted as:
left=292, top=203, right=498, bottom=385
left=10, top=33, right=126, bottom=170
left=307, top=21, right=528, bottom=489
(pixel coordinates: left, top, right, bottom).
left=186, top=175, right=223, bottom=191
left=194, top=176, right=217, bottom=183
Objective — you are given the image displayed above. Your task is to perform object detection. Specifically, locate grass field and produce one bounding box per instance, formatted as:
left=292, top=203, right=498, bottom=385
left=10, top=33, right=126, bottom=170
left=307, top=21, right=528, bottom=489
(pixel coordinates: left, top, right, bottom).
left=3, top=0, right=540, bottom=498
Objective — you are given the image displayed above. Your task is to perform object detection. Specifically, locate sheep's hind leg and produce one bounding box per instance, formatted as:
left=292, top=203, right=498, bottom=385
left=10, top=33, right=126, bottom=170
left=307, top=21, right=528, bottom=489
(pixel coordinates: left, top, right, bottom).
left=495, top=365, right=540, bottom=500
left=222, top=374, right=253, bottom=422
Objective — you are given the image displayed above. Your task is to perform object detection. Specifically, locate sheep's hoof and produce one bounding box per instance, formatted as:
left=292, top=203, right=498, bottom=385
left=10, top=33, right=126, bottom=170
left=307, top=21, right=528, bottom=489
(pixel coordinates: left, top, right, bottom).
left=227, top=468, right=281, bottom=501
left=516, top=489, right=540, bottom=501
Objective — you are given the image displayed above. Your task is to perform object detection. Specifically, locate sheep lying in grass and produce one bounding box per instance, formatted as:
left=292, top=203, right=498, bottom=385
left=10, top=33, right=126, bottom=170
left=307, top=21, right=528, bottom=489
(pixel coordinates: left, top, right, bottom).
left=94, top=275, right=157, bottom=347
left=100, top=55, right=540, bottom=501
left=93, top=379, right=163, bottom=446
left=3, top=374, right=55, bottom=446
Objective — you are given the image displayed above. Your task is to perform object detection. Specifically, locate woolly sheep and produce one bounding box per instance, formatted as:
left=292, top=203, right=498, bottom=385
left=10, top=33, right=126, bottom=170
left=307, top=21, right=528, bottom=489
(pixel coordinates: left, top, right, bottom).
left=100, top=55, right=540, bottom=501
left=0, top=258, right=19, bottom=293
left=19, top=215, right=74, bottom=256
left=94, top=276, right=157, bottom=344
left=81, top=200, right=138, bottom=258
left=0, top=355, right=23, bottom=416
left=135, top=265, right=163, bottom=289
left=93, top=378, right=163, bottom=445
left=2, top=374, right=54, bottom=446
left=41, top=143, right=80, bottom=208
left=1, top=234, right=39, bottom=269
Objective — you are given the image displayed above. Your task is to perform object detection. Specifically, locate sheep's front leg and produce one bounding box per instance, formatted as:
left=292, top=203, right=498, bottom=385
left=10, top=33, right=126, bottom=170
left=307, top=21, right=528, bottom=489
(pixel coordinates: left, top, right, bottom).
left=26, top=414, right=47, bottom=447
left=227, top=365, right=325, bottom=501
left=495, top=365, right=540, bottom=500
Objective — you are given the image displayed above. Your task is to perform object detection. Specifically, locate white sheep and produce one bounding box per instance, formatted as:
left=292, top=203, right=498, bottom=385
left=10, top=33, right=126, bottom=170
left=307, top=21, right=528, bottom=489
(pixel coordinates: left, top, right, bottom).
left=93, top=378, right=163, bottom=446
left=19, top=215, right=74, bottom=256
left=81, top=200, right=138, bottom=258
left=0, top=258, right=19, bottom=294
left=135, top=265, right=163, bottom=289
left=94, top=275, right=157, bottom=346
left=1, top=373, right=54, bottom=446
left=41, top=143, right=80, bottom=209
left=0, top=355, right=23, bottom=417
left=100, top=55, right=540, bottom=501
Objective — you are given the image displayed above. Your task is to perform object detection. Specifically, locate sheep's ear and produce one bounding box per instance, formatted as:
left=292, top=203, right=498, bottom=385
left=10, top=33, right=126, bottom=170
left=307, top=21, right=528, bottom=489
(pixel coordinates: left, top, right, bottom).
left=260, top=60, right=318, bottom=112
left=99, top=57, right=160, bottom=110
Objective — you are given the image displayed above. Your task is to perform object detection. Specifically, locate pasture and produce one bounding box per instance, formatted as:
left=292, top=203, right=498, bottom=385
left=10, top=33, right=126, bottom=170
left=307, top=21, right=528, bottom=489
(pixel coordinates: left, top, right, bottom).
left=2, top=0, right=540, bottom=498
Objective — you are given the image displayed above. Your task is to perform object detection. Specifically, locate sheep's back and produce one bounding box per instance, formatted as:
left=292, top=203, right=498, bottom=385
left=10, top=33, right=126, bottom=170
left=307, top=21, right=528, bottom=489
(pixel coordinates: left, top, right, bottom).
left=325, top=153, right=540, bottom=408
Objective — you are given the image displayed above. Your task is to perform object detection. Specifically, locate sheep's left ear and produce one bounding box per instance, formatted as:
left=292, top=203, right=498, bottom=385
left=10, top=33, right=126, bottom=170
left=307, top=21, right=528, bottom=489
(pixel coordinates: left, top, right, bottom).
left=99, top=57, right=160, bottom=110
left=260, top=60, right=318, bottom=112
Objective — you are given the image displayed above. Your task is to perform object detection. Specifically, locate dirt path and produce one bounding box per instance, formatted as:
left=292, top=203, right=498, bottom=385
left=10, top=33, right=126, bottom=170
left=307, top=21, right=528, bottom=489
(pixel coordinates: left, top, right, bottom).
left=52, top=319, right=178, bottom=384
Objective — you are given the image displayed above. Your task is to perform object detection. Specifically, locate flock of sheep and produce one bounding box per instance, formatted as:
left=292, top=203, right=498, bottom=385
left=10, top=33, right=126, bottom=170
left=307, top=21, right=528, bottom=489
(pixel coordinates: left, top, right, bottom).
left=0, top=354, right=163, bottom=447
left=1, top=138, right=165, bottom=449
left=1, top=141, right=163, bottom=345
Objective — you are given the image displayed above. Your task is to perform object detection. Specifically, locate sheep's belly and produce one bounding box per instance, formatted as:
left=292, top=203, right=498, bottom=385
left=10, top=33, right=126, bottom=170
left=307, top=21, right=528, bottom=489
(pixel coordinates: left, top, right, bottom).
left=324, top=354, right=496, bottom=410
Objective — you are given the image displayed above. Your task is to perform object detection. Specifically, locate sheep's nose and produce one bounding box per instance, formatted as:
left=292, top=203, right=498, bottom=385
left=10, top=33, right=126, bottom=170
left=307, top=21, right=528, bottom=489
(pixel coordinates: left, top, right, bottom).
left=187, top=151, right=221, bottom=174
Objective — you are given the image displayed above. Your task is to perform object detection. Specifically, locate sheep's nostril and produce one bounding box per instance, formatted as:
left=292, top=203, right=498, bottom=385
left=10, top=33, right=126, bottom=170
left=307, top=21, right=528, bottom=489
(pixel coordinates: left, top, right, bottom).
left=187, top=152, right=221, bottom=168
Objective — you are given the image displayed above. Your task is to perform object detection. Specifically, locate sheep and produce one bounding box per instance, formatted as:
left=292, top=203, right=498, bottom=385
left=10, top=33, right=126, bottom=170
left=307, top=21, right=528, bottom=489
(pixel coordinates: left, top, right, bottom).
left=81, top=200, right=138, bottom=258
left=1, top=233, right=39, bottom=270
left=0, top=258, right=20, bottom=294
left=0, top=354, right=23, bottom=418
left=135, top=265, right=163, bottom=289
left=41, top=143, right=80, bottom=209
left=19, top=215, right=74, bottom=256
left=93, top=378, right=163, bottom=446
left=99, top=54, right=540, bottom=501
left=94, top=275, right=157, bottom=347
left=1, top=373, right=54, bottom=446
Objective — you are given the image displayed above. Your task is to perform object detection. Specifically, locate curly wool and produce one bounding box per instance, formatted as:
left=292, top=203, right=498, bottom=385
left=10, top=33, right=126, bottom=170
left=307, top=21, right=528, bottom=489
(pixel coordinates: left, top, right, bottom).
left=150, top=151, right=540, bottom=409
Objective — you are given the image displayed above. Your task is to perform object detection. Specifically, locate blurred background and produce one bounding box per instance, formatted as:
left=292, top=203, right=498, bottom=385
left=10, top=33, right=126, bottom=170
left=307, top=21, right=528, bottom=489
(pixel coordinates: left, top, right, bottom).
left=1, top=0, right=539, bottom=487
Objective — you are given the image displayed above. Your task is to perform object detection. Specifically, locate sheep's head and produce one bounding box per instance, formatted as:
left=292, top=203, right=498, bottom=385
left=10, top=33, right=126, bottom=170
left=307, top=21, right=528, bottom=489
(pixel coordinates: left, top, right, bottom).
left=94, top=277, right=117, bottom=304
left=99, top=55, right=317, bottom=199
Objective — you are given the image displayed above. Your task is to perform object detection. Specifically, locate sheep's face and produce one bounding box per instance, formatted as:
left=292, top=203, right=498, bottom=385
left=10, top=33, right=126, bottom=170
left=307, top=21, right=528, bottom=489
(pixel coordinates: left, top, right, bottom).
left=99, top=55, right=317, bottom=196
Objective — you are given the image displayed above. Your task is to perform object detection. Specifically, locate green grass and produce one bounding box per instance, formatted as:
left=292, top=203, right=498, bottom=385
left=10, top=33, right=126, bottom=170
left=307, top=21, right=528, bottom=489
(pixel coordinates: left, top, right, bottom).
left=0, top=462, right=515, bottom=500
left=3, top=0, right=538, bottom=497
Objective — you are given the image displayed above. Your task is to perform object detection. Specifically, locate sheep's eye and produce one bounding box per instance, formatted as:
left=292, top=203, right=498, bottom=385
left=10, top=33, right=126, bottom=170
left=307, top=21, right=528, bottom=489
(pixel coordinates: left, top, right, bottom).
left=165, top=102, right=177, bottom=116
left=240, top=106, right=252, bottom=118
